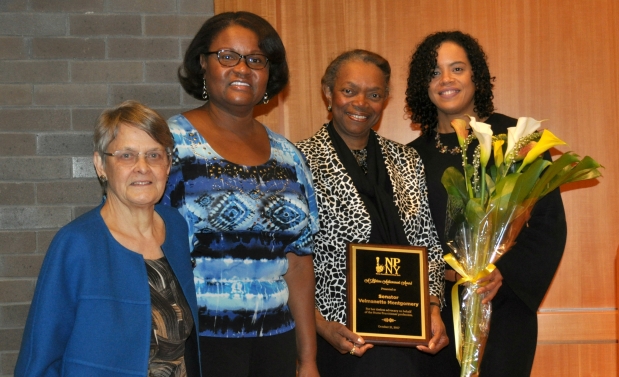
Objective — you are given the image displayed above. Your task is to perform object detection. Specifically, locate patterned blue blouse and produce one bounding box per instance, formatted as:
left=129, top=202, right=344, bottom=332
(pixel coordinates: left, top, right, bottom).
left=162, top=114, right=318, bottom=338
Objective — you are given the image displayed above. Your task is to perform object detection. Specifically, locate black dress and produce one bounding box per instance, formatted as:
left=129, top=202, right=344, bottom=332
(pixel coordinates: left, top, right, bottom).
left=408, top=113, right=567, bottom=377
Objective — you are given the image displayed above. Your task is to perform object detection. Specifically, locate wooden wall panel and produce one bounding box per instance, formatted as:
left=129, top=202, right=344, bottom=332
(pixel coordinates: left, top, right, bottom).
left=537, top=311, right=616, bottom=343
left=215, top=0, right=619, bottom=374
left=532, top=344, right=618, bottom=377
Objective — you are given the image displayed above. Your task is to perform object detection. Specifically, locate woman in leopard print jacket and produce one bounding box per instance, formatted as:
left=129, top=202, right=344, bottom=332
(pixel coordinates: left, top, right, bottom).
left=296, top=49, right=446, bottom=377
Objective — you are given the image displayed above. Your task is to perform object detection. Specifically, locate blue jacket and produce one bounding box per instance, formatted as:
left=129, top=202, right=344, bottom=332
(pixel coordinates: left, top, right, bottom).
left=15, top=203, right=200, bottom=377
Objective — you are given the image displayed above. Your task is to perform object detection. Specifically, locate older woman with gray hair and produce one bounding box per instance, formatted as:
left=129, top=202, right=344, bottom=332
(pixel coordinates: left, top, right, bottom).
left=15, top=101, right=200, bottom=377
left=296, top=49, right=447, bottom=377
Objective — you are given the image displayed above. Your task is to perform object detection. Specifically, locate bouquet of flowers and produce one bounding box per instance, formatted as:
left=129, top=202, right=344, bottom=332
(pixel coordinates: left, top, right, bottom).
left=441, top=116, right=603, bottom=377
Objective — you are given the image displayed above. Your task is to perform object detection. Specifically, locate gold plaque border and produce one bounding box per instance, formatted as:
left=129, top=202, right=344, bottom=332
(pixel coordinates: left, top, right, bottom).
left=347, top=243, right=431, bottom=347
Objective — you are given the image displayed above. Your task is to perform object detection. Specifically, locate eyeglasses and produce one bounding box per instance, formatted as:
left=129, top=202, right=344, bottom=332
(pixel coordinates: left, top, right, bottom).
left=205, top=49, right=269, bottom=70
left=103, top=150, right=171, bottom=167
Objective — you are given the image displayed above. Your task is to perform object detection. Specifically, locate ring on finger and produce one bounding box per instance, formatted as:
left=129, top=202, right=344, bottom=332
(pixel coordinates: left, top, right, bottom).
left=349, top=344, right=356, bottom=355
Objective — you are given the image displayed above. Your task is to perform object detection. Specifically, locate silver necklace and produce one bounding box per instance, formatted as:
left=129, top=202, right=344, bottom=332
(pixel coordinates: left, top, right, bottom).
left=350, top=148, right=368, bottom=174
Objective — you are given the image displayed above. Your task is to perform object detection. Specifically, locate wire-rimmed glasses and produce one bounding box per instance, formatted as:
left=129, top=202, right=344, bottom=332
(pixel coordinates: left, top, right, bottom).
left=102, top=150, right=171, bottom=167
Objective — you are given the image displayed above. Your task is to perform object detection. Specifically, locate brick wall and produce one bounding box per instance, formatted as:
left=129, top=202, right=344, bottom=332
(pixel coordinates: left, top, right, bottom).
left=0, top=1, right=213, bottom=375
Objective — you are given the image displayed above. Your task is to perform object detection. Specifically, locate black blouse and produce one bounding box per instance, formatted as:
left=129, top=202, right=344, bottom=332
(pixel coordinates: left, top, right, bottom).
left=145, top=256, right=194, bottom=377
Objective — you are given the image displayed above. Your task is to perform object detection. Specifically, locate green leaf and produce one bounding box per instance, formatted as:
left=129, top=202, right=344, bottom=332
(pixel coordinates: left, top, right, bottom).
left=527, top=152, right=580, bottom=200
left=441, top=167, right=468, bottom=205
left=465, top=164, right=475, bottom=179
left=488, top=173, right=520, bottom=222
left=489, top=165, right=498, bottom=183
left=565, top=168, right=603, bottom=182
left=465, top=198, right=486, bottom=225
left=540, top=156, right=603, bottom=196
left=511, top=158, right=550, bottom=205
left=485, top=171, right=496, bottom=196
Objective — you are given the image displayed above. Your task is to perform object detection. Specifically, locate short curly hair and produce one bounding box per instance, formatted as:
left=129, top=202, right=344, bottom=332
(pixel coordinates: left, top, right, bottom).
left=405, top=31, right=495, bottom=138
left=178, top=11, right=289, bottom=103
left=321, top=49, right=391, bottom=94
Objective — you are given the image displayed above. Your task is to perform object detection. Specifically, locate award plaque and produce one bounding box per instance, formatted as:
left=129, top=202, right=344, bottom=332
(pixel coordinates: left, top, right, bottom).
left=346, top=243, right=431, bottom=346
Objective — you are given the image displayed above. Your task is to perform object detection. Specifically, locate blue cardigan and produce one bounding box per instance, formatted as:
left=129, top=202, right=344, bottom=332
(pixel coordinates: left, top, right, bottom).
left=15, top=203, right=200, bottom=377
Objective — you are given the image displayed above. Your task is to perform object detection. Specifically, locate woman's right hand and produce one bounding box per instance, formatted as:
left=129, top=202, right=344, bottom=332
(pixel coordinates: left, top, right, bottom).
left=316, top=312, right=374, bottom=357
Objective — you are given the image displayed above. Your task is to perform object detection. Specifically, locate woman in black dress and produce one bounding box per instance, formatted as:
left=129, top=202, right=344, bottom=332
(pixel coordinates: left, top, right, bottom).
left=406, top=31, right=567, bottom=377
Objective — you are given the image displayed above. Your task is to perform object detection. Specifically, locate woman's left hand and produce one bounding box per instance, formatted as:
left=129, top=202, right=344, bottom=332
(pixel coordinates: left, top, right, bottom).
left=416, top=302, right=449, bottom=354
left=475, top=267, right=503, bottom=304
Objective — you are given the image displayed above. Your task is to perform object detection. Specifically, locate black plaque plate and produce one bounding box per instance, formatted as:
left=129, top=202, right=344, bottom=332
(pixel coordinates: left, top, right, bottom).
left=346, top=243, right=431, bottom=346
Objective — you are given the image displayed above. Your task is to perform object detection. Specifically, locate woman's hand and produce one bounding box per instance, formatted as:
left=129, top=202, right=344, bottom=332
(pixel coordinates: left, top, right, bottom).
left=416, top=299, right=449, bottom=354
left=316, top=311, right=374, bottom=357
left=476, top=267, right=503, bottom=304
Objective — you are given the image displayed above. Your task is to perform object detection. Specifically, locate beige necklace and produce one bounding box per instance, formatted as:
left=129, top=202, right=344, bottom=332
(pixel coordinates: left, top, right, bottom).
left=187, top=132, right=290, bottom=199
left=434, top=131, right=462, bottom=155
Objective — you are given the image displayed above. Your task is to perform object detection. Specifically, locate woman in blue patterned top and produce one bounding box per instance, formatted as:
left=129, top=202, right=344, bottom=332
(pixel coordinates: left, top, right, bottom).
left=162, top=12, right=320, bottom=377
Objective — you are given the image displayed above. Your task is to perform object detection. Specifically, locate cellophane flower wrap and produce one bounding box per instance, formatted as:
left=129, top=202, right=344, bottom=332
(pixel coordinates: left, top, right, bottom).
left=441, top=116, right=603, bottom=377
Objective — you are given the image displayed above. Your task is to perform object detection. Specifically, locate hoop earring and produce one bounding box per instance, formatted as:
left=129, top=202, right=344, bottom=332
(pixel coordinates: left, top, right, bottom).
left=327, top=104, right=332, bottom=112
left=202, top=78, right=209, bottom=101
left=262, top=92, right=269, bottom=104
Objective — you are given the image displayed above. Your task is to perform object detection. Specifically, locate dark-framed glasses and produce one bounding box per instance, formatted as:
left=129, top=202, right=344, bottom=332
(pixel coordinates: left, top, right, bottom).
left=103, top=150, right=171, bottom=167
left=205, top=49, right=269, bottom=70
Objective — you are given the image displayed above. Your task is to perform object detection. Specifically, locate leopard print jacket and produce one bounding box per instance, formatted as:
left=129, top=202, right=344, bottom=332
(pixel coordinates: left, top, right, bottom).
left=296, top=125, right=445, bottom=324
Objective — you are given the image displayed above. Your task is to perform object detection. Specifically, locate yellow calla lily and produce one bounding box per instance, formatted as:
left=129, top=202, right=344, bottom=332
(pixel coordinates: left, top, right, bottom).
left=518, top=129, right=567, bottom=172
left=469, top=117, right=493, bottom=168
left=493, top=139, right=504, bottom=168
left=451, top=118, right=469, bottom=148
left=506, top=117, right=543, bottom=156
